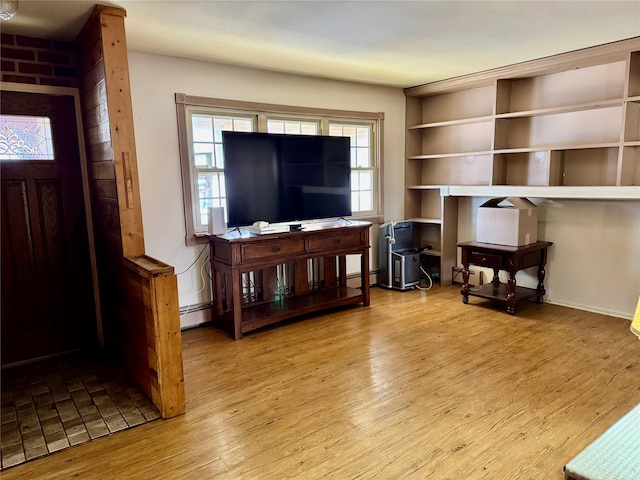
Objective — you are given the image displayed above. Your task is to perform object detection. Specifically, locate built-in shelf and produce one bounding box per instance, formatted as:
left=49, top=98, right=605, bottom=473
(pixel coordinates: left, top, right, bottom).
left=404, top=37, right=640, bottom=286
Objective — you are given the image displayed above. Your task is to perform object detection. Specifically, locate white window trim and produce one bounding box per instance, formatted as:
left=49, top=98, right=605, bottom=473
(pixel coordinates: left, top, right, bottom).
left=176, top=93, right=384, bottom=245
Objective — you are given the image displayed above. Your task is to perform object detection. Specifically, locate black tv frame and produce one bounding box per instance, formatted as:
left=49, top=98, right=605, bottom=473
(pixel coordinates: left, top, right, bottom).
left=222, top=131, right=352, bottom=228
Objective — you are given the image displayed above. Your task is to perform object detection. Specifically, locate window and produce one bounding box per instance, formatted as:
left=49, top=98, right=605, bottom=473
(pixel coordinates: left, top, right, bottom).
left=189, top=113, right=254, bottom=229
left=329, top=123, right=374, bottom=213
left=0, top=115, right=55, bottom=160
left=266, top=118, right=318, bottom=135
left=176, top=94, right=384, bottom=245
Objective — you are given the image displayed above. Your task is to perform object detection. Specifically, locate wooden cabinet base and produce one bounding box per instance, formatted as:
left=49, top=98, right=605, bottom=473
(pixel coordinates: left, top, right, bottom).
left=210, top=222, right=371, bottom=339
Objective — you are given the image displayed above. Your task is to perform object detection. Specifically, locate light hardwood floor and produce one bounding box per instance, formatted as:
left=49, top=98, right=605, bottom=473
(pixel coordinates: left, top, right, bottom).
left=3, top=285, right=638, bottom=479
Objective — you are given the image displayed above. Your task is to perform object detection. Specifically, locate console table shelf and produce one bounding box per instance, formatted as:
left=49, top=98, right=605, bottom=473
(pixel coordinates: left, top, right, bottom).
left=209, top=221, right=371, bottom=339
left=226, top=286, right=364, bottom=335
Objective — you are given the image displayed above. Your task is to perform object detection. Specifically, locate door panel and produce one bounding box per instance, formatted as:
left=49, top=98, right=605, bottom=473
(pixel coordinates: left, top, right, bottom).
left=1, top=91, right=97, bottom=365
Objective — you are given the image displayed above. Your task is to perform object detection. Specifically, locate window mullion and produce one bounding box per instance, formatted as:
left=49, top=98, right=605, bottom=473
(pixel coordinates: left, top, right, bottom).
left=257, top=114, right=268, bottom=132
left=320, top=118, right=329, bottom=135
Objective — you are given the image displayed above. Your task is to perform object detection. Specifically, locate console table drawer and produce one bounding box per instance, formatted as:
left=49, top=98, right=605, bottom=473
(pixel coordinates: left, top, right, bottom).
left=308, top=231, right=362, bottom=253
left=468, top=251, right=503, bottom=269
left=241, top=238, right=306, bottom=263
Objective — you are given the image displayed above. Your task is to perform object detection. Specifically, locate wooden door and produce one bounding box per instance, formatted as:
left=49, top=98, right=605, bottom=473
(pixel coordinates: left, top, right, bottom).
left=1, top=91, right=97, bottom=365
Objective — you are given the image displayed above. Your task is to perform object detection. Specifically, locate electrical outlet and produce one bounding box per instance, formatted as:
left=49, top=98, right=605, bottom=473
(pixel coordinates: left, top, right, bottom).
left=452, top=267, right=483, bottom=287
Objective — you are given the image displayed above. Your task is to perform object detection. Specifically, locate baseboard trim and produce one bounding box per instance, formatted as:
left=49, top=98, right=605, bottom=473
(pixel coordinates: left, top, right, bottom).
left=180, top=303, right=213, bottom=330
left=546, top=298, right=632, bottom=321
left=346, top=270, right=378, bottom=289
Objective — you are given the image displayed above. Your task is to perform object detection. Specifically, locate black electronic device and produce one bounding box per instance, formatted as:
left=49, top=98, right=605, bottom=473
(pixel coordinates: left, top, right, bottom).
left=378, top=221, right=420, bottom=291
left=223, top=131, right=352, bottom=228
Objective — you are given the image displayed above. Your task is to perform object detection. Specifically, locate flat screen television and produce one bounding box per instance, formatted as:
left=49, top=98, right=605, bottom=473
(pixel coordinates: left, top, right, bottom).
left=222, top=131, right=352, bottom=228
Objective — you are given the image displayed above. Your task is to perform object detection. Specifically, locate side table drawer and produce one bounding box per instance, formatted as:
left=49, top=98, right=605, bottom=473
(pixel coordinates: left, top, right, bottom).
left=308, top=231, right=362, bottom=253
left=241, top=238, right=306, bottom=263
left=468, top=251, right=503, bottom=269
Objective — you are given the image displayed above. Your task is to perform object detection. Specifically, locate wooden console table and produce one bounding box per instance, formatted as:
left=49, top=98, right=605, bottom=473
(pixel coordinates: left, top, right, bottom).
left=209, top=221, right=371, bottom=339
left=457, top=240, right=553, bottom=315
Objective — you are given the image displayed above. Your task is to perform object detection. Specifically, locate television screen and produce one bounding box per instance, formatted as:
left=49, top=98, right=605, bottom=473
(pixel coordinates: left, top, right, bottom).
left=223, top=131, right=352, bottom=227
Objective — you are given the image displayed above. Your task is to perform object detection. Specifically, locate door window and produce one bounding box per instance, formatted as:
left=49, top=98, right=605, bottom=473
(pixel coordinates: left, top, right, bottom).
left=0, top=114, right=55, bottom=160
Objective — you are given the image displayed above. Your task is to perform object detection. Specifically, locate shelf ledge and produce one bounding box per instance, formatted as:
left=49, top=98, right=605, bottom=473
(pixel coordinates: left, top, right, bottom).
left=409, top=116, right=493, bottom=129
left=411, top=217, right=442, bottom=225
left=408, top=151, right=493, bottom=160
left=446, top=185, right=640, bottom=200
left=493, top=143, right=620, bottom=153
left=495, top=98, right=623, bottom=119
left=407, top=185, right=450, bottom=195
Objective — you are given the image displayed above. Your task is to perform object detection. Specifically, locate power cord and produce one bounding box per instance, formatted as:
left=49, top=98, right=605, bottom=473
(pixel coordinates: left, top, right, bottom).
left=177, top=243, right=211, bottom=317
left=414, top=265, right=433, bottom=291
left=176, top=242, right=209, bottom=275
left=181, top=257, right=211, bottom=316
left=389, top=221, right=396, bottom=245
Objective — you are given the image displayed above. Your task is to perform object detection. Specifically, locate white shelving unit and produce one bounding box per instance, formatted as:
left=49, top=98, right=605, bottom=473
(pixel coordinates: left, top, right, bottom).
left=404, top=37, right=640, bottom=285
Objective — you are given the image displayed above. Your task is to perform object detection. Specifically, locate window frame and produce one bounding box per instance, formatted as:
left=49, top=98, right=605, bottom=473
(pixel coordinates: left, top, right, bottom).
left=176, top=93, right=384, bottom=245
left=326, top=120, right=377, bottom=214
left=187, top=109, right=256, bottom=234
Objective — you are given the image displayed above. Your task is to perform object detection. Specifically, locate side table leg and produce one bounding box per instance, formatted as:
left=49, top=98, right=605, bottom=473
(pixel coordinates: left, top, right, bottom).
left=507, top=271, right=516, bottom=315
left=492, top=268, right=500, bottom=286
left=461, top=263, right=470, bottom=304
left=536, top=264, right=547, bottom=304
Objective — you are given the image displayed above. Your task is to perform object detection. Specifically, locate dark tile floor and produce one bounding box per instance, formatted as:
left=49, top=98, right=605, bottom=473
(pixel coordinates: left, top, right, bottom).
left=1, top=350, right=160, bottom=470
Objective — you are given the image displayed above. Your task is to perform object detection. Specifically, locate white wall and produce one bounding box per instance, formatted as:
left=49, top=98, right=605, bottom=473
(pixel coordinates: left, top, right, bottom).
left=458, top=197, right=640, bottom=319
left=127, top=51, right=406, bottom=324
left=128, top=51, right=639, bottom=325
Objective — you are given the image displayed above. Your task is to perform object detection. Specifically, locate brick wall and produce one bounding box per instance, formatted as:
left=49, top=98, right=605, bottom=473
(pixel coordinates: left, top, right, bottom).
left=1, top=33, right=78, bottom=87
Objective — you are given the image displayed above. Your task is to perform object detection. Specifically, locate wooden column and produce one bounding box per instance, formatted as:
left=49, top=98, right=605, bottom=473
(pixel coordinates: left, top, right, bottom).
left=88, top=6, right=144, bottom=257
left=77, top=5, right=185, bottom=418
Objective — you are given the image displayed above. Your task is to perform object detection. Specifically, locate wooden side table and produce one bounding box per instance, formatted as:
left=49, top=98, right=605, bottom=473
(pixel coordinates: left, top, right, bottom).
left=457, top=240, right=553, bottom=314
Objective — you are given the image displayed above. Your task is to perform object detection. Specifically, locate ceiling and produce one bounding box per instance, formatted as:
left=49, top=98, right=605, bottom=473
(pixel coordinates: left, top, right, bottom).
left=2, top=1, right=640, bottom=88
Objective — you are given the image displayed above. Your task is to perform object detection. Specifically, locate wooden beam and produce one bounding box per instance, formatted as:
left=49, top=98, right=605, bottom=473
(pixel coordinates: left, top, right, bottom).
left=98, top=8, right=145, bottom=257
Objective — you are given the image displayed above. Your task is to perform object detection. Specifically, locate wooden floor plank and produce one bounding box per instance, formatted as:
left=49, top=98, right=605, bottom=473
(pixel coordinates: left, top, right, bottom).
left=2, top=285, right=638, bottom=479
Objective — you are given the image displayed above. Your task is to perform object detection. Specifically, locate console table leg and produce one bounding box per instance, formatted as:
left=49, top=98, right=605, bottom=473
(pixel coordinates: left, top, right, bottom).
left=361, top=250, right=370, bottom=306
left=461, top=263, right=470, bottom=304
left=338, top=255, right=347, bottom=287
left=507, top=272, right=516, bottom=315
left=231, top=269, right=243, bottom=340
left=212, top=268, right=223, bottom=317
left=536, top=264, right=547, bottom=304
